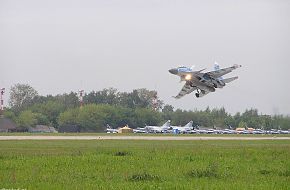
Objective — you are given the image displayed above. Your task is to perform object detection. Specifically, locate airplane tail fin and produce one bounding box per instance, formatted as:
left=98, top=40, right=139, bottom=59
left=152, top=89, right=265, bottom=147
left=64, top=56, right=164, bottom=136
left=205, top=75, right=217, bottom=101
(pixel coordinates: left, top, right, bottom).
left=222, top=76, right=238, bottom=83
left=214, top=61, right=223, bottom=80
left=163, top=120, right=171, bottom=127
left=214, top=61, right=220, bottom=71
left=184, top=121, right=193, bottom=128
left=106, top=124, right=112, bottom=129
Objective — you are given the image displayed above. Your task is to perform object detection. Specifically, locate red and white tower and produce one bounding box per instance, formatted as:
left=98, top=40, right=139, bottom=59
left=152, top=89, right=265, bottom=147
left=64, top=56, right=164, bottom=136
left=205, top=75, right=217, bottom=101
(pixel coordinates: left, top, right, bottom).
left=0, top=88, right=5, bottom=115
left=152, top=92, right=158, bottom=111
left=78, top=90, right=84, bottom=108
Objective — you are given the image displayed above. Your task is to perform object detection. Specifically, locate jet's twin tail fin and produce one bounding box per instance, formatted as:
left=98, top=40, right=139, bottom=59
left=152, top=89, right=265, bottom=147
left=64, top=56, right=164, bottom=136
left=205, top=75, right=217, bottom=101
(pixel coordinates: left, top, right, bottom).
left=214, top=61, right=223, bottom=80
left=214, top=61, right=220, bottom=71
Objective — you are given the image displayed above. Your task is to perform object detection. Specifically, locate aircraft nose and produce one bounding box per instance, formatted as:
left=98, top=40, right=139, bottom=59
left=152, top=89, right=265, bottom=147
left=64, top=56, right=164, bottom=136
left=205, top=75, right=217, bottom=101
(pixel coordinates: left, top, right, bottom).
left=169, top=68, right=178, bottom=75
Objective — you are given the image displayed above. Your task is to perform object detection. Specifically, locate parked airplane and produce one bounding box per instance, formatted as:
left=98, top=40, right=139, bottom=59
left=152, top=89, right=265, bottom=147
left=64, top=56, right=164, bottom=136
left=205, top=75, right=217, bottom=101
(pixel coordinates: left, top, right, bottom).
left=105, top=124, right=118, bottom=133
left=133, top=127, right=147, bottom=133
left=145, top=120, right=171, bottom=133
left=169, top=62, right=241, bottom=98
left=172, top=121, right=194, bottom=133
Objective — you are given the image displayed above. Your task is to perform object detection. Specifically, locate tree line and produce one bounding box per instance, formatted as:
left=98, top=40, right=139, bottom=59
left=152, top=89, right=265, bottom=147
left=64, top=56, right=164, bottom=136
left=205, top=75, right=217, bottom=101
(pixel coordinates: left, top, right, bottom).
left=3, top=84, right=290, bottom=131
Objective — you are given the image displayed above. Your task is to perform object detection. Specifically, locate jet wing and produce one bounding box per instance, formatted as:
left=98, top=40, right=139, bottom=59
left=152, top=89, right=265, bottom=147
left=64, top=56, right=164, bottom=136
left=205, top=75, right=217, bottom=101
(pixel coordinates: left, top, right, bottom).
left=174, top=83, right=197, bottom=99
left=206, top=64, right=241, bottom=79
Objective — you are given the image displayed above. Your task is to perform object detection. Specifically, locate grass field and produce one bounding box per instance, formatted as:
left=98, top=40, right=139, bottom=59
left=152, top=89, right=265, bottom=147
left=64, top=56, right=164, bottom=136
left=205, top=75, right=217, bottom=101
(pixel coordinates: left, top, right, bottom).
left=0, top=140, right=289, bottom=189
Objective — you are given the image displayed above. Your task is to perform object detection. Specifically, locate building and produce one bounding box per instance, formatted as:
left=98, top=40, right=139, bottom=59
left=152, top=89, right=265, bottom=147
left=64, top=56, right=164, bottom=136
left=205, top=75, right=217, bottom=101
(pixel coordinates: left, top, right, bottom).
left=118, top=125, right=133, bottom=133
left=58, top=124, right=81, bottom=133
left=28, top=125, right=57, bottom=133
left=0, top=117, right=17, bottom=132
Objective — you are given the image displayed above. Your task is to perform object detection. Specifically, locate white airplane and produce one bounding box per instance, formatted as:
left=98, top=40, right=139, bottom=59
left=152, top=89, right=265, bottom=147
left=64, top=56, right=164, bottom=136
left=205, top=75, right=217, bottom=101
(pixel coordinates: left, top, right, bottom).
left=145, top=120, right=171, bottom=133
left=171, top=121, right=194, bottom=133
left=133, top=127, right=147, bottom=133
left=105, top=124, right=118, bottom=133
left=169, top=62, right=241, bottom=98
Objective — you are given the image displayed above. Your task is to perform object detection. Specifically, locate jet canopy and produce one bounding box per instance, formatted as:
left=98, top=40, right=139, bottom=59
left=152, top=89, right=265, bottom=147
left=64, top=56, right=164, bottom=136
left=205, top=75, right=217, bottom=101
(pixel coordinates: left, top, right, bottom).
left=177, top=66, right=192, bottom=73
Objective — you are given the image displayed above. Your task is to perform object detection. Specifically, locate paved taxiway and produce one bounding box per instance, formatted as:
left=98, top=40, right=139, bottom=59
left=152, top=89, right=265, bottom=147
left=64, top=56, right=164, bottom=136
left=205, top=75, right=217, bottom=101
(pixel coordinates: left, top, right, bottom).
left=0, top=136, right=290, bottom=140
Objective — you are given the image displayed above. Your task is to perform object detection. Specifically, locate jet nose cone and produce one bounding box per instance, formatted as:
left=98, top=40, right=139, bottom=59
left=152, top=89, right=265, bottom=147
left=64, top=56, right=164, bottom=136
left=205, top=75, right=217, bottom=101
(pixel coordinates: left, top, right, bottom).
left=169, top=68, right=178, bottom=75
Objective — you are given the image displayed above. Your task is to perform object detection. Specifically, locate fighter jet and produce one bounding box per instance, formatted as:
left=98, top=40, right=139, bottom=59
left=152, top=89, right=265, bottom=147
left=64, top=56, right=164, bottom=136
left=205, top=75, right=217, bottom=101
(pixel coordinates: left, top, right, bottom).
left=171, top=121, right=194, bottom=133
left=105, top=124, right=118, bottom=133
left=169, top=62, right=241, bottom=98
left=145, top=120, right=171, bottom=133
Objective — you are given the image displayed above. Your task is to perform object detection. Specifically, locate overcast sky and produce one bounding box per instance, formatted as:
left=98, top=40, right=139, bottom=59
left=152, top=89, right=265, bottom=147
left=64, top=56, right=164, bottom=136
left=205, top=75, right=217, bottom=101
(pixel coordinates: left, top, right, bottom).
left=1, top=0, right=289, bottom=115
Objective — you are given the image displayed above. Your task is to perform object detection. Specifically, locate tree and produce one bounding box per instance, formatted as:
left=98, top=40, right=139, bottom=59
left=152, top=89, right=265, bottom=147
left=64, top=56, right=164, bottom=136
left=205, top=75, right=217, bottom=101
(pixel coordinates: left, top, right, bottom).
left=119, top=89, right=163, bottom=109
left=84, top=88, right=119, bottom=105
left=162, top=104, right=174, bottom=113
left=6, top=84, right=290, bottom=131
left=114, top=106, right=135, bottom=127
left=17, top=110, right=37, bottom=129
left=210, top=107, right=227, bottom=128
left=238, top=121, right=247, bottom=129
left=34, top=113, right=50, bottom=125
left=9, top=84, right=38, bottom=113
left=162, top=104, right=174, bottom=122
left=30, top=101, right=66, bottom=127
left=134, top=108, right=162, bottom=127
left=171, top=109, right=184, bottom=126
left=77, top=104, right=107, bottom=131
left=3, top=109, right=17, bottom=122
left=55, top=92, right=79, bottom=109
left=58, top=108, right=80, bottom=127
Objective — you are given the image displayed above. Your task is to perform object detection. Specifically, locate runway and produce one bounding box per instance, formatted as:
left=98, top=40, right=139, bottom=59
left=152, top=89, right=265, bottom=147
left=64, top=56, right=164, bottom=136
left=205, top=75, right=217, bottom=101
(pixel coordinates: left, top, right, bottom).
left=0, top=136, right=290, bottom=140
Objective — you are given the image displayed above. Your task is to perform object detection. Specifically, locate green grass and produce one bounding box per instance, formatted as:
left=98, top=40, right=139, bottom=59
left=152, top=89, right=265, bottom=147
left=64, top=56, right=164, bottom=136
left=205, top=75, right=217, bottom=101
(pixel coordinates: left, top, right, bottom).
left=0, top=140, right=289, bottom=189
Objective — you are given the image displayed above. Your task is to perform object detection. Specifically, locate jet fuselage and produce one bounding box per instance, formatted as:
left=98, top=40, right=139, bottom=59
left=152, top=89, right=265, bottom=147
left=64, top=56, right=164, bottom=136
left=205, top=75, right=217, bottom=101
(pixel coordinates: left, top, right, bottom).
left=169, top=68, right=218, bottom=92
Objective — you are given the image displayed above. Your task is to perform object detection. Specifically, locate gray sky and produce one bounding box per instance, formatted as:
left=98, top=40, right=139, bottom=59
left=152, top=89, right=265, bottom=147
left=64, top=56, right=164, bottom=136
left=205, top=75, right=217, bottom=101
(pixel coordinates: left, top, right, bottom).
left=1, top=0, right=290, bottom=115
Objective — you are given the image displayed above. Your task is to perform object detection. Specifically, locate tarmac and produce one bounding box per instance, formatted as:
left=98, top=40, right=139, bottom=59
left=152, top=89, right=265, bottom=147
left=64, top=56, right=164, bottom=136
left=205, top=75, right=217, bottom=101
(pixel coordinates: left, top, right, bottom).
left=0, top=136, right=290, bottom=140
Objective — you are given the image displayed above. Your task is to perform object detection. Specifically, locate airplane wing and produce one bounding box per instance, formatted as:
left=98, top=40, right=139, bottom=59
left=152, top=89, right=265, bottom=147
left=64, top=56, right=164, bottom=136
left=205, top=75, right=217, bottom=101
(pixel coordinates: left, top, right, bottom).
left=174, top=83, right=197, bottom=99
left=206, top=64, right=241, bottom=79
